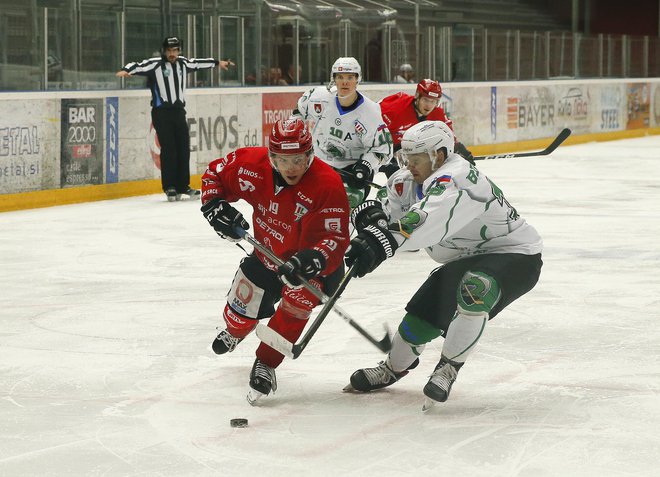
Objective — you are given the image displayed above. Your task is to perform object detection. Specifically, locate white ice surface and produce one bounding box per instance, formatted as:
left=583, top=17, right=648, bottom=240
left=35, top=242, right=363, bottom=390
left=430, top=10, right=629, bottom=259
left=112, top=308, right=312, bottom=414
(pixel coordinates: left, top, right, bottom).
left=1, top=136, right=659, bottom=477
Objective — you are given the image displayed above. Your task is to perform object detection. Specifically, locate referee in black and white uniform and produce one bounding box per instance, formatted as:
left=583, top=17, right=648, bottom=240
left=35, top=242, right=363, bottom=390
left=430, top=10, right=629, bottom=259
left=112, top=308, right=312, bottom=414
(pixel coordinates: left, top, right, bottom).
left=117, top=36, right=233, bottom=201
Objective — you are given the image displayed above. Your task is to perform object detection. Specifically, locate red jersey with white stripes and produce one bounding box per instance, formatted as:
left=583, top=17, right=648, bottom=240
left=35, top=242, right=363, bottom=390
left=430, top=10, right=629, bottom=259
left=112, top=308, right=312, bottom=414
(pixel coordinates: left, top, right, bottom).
left=379, top=92, right=454, bottom=149
left=201, top=147, right=350, bottom=275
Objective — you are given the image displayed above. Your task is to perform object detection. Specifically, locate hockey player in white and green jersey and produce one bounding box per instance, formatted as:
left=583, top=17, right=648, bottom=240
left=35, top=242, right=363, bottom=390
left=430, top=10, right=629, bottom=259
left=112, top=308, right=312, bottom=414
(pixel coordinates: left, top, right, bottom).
left=292, top=57, right=392, bottom=208
left=343, top=120, right=543, bottom=409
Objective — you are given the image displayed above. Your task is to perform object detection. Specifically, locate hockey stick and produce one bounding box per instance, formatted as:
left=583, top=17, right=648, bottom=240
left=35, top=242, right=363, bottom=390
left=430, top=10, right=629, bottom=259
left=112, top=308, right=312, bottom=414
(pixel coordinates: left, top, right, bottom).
left=237, top=230, right=392, bottom=355
left=473, top=128, right=572, bottom=161
left=333, top=166, right=383, bottom=189
left=256, top=264, right=356, bottom=359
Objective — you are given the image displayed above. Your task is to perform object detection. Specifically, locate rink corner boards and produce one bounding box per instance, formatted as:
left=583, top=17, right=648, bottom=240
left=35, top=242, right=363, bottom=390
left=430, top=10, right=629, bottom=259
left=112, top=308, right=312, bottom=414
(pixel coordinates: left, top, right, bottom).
left=2, top=127, right=659, bottom=214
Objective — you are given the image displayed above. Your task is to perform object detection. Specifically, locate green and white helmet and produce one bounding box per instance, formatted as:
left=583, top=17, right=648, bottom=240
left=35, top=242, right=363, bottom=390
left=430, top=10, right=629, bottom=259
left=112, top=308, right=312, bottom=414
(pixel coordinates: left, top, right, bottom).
left=330, top=57, right=362, bottom=83
left=400, top=120, right=454, bottom=167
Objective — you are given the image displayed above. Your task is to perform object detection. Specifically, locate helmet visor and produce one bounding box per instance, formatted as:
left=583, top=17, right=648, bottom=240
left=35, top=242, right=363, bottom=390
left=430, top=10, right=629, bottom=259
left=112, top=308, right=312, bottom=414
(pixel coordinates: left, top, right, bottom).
left=397, top=151, right=434, bottom=169
left=269, top=152, right=311, bottom=171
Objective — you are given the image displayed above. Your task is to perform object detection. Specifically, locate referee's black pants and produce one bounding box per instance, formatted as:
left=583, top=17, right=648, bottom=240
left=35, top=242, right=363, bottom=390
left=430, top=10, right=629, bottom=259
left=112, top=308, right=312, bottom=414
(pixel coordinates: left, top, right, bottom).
left=152, top=107, right=191, bottom=193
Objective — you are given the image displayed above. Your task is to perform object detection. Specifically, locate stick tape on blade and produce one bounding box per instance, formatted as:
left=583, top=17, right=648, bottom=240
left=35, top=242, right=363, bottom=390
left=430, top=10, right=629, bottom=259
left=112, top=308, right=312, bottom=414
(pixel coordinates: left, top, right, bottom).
left=255, top=324, right=295, bottom=359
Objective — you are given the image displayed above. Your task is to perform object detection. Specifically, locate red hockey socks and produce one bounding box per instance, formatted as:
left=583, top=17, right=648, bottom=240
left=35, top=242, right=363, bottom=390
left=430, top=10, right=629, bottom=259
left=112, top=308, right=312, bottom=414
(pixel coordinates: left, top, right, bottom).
left=223, top=304, right=257, bottom=339
left=256, top=306, right=309, bottom=368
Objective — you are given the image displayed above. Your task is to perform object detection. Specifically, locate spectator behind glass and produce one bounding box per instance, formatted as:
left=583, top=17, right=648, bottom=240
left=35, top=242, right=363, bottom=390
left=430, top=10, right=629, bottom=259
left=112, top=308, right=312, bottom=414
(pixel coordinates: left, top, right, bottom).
left=268, top=67, right=288, bottom=86
left=283, top=64, right=303, bottom=85
left=393, top=63, right=415, bottom=83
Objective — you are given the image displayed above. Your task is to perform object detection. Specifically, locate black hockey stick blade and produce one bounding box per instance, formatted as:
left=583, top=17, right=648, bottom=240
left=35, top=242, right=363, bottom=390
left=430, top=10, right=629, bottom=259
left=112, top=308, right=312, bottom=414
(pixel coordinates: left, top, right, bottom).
left=340, top=317, right=392, bottom=353
left=474, top=128, right=572, bottom=161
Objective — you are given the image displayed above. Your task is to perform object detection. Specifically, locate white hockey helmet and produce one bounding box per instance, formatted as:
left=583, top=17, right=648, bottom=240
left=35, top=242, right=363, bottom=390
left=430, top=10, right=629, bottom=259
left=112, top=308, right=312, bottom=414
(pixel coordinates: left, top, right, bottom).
left=399, top=120, right=455, bottom=168
left=330, top=57, right=362, bottom=83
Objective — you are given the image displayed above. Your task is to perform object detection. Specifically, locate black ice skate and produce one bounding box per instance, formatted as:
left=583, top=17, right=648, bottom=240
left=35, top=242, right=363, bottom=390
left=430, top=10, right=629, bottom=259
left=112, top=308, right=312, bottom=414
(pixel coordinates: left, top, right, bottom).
left=422, top=356, right=463, bottom=411
left=165, top=187, right=177, bottom=202
left=344, top=357, right=419, bottom=392
left=211, top=329, right=244, bottom=355
left=246, top=358, right=277, bottom=405
left=177, top=187, right=201, bottom=201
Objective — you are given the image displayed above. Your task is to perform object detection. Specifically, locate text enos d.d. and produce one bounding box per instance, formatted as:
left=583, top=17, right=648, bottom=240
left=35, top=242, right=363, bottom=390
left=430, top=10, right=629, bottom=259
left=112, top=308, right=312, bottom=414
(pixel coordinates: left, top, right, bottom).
left=187, top=114, right=260, bottom=153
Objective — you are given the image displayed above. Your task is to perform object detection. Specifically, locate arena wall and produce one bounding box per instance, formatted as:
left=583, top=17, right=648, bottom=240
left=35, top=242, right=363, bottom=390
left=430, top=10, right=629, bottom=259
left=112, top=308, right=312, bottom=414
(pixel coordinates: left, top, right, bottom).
left=1, top=79, right=659, bottom=212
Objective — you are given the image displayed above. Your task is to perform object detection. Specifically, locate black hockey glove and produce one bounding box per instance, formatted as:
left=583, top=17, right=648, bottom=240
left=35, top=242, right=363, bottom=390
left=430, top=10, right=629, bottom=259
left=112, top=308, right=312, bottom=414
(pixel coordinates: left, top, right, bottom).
left=378, top=161, right=400, bottom=178
left=455, top=142, right=475, bottom=166
left=344, top=160, right=374, bottom=189
left=350, top=199, right=388, bottom=231
left=345, top=225, right=398, bottom=278
left=278, top=249, right=326, bottom=288
left=201, top=198, right=249, bottom=242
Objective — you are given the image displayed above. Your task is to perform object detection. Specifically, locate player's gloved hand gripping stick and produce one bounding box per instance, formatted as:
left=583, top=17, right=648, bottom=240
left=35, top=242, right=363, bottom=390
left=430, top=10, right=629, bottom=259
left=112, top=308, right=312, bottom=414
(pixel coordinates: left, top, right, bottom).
left=235, top=229, right=392, bottom=359
left=333, top=166, right=383, bottom=189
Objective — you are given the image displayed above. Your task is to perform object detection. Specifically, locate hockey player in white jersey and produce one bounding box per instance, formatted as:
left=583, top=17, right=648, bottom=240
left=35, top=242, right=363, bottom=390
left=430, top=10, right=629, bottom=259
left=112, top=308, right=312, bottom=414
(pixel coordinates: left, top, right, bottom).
left=292, top=57, right=392, bottom=208
left=343, top=121, right=543, bottom=408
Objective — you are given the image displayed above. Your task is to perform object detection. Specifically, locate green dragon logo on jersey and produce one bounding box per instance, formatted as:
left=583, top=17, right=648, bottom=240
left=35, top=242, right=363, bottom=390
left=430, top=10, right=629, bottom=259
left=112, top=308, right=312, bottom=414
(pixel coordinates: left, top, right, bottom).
left=458, top=271, right=501, bottom=313
left=425, top=184, right=447, bottom=196
left=326, top=142, right=346, bottom=158
left=398, top=209, right=428, bottom=236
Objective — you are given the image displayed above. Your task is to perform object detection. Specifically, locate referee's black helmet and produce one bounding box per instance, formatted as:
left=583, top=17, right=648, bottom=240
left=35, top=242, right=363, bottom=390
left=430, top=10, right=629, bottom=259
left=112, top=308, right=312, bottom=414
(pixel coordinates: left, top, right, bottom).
left=161, top=36, right=182, bottom=54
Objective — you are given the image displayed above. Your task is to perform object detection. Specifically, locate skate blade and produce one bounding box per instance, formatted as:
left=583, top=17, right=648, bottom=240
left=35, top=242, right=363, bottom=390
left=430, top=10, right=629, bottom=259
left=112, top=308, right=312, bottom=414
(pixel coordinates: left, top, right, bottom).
left=177, top=194, right=199, bottom=201
left=246, top=388, right=265, bottom=406
left=342, top=383, right=357, bottom=393
left=422, top=397, right=436, bottom=412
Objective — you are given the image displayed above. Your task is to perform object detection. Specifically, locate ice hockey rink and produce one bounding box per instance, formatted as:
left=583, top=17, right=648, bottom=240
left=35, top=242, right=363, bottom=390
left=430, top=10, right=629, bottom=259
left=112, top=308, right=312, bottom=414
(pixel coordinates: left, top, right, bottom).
left=1, top=135, right=659, bottom=476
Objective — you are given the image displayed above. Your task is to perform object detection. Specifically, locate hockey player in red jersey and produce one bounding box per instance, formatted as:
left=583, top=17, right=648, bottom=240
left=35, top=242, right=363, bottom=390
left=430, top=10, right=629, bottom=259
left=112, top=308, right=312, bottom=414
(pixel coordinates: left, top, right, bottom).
left=200, top=118, right=350, bottom=404
left=378, top=79, right=474, bottom=176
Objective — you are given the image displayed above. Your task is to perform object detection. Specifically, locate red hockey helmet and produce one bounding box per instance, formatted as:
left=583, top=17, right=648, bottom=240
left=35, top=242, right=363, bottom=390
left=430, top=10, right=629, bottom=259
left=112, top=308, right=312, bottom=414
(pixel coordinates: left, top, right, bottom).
left=268, top=118, right=313, bottom=156
left=416, top=79, right=442, bottom=99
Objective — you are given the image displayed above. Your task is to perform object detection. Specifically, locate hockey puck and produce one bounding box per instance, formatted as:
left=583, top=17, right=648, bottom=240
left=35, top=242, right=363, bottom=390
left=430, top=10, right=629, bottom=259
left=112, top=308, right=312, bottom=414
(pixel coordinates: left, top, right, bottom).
left=230, top=418, right=248, bottom=428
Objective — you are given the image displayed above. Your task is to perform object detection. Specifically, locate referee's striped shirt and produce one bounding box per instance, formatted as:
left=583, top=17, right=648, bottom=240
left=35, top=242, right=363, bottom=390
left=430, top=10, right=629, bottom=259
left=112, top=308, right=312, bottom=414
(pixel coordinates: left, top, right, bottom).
left=122, top=56, right=218, bottom=109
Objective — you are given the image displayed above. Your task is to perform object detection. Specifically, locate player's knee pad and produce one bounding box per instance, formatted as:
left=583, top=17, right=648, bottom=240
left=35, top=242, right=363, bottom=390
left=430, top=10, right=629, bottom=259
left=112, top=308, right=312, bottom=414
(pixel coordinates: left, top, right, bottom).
left=226, top=267, right=268, bottom=319
left=223, top=304, right=257, bottom=338
left=456, top=270, right=501, bottom=316
left=398, top=313, right=443, bottom=346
